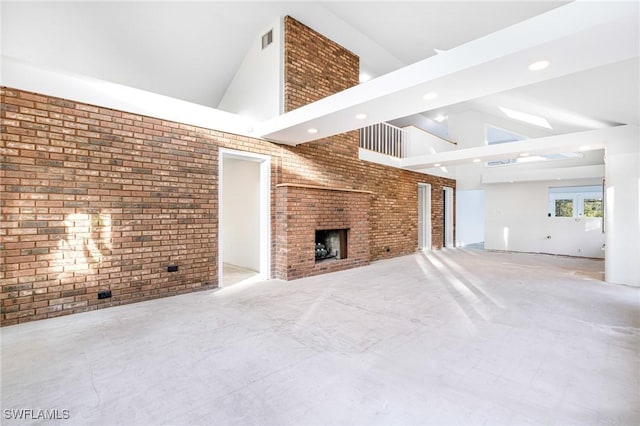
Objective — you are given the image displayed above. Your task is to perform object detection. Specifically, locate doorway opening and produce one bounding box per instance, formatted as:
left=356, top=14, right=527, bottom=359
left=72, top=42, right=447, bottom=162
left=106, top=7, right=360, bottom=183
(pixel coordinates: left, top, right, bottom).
left=443, top=186, right=454, bottom=248
left=219, top=149, right=270, bottom=287
left=418, top=183, right=432, bottom=251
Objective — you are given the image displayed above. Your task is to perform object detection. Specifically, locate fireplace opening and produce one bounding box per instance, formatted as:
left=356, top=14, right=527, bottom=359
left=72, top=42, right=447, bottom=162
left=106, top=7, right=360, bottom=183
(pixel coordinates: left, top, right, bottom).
left=315, top=229, right=348, bottom=262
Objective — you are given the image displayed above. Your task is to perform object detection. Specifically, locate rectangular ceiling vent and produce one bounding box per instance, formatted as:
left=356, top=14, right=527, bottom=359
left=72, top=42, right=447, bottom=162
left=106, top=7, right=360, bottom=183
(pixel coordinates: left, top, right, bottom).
left=262, top=29, right=273, bottom=50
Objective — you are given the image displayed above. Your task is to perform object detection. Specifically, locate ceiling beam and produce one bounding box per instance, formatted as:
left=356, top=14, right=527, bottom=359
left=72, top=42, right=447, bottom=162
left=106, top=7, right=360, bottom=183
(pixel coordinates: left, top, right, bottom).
left=481, top=165, right=605, bottom=184
left=401, top=125, right=633, bottom=170
left=255, top=1, right=639, bottom=145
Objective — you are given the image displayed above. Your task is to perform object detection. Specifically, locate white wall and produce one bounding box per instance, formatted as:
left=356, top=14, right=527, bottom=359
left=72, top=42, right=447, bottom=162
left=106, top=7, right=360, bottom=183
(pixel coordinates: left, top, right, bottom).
left=222, top=158, right=261, bottom=271
left=485, top=179, right=605, bottom=258
left=456, top=190, right=485, bottom=246
left=217, top=18, right=282, bottom=121
left=605, top=126, right=640, bottom=286
left=404, top=125, right=456, bottom=157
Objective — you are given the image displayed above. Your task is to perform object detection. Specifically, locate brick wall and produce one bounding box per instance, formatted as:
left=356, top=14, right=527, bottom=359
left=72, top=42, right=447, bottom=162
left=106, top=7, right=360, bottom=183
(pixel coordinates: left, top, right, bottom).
left=0, top=88, right=283, bottom=325
left=284, top=16, right=359, bottom=113
left=0, top=16, right=455, bottom=326
left=275, top=184, right=371, bottom=280
left=281, top=16, right=456, bottom=261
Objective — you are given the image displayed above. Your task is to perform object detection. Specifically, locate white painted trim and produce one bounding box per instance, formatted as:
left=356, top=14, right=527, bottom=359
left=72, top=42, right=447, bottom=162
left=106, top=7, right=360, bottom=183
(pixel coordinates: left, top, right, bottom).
left=418, top=183, right=432, bottom=251
left=443, top=187, right=455, bottom=248
left=219, top=148, right=271, bottom=286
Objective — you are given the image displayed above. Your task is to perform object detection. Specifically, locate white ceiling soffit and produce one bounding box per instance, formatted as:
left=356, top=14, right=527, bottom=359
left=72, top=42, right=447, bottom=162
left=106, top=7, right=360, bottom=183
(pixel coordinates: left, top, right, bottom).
left=254, top=1, right=639, bottom=145
left=401, top=125, right=634, bottom=170
left=0, top=57, right=259, bottom=138
left=481, top=164, right=605, bottom=185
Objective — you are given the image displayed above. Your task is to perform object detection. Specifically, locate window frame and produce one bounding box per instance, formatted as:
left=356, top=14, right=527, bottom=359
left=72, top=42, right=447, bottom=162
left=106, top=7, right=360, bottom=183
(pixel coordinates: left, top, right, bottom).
left=548, top=185, right=603, bottom=218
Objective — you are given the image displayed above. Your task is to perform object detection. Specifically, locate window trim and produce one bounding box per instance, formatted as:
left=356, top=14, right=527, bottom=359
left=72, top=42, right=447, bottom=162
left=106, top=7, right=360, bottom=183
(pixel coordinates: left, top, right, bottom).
left=548, top=185, right=604, bottom=218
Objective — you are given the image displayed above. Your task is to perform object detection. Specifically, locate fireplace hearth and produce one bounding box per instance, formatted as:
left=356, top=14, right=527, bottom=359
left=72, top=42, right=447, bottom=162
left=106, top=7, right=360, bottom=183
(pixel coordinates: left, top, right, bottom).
left=315, top=229, right=348, bottom=262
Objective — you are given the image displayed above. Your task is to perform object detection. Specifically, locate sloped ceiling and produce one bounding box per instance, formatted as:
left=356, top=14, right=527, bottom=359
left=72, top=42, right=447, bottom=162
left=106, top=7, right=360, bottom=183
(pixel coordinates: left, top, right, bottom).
left=1, top=1, right=566, bottom=107
left=425, top=58, right=640, bottom=135
left=2, top=1, right=281, bottom=107
left=254, top=1, right=638, bottom=144
left=2, top=1, right=637, bottom=147
left=322, top=1, right=570, bottom=67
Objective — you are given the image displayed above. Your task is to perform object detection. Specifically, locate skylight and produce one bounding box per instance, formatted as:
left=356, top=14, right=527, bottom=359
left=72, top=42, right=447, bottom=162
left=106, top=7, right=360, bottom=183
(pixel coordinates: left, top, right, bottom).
left=486, top=125, right=526, bottom=144
left=498, top=106, right=552, bottom=129
left=485, top=125, right=582, bottom=167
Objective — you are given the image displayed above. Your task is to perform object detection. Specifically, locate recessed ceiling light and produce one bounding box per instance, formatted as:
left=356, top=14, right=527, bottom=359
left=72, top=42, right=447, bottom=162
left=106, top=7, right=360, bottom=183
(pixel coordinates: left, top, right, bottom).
left=359, top=73, right=372, bottom=83
left=423, top=92, right=438, bottom=100
left=528, top=60, right=550, bottom=71
left=473, top=158, right=481, bottom=163
left=520, top=153, right=530, bottom=157
left=579, top=145, right=591, bottom=151
left=355, top=113, right=367, bottom=120
left=434, top=163, right=441, bottom=167
left=307, top=128, right=318, bottom=134
left=434, top=115, right=448, bottom=123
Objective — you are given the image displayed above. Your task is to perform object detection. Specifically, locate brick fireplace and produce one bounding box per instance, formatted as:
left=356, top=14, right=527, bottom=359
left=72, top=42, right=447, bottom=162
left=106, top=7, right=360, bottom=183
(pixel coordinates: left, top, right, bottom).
left=0, top=15, right=455, bottom=325
left=275, top=184, right=371, bottom=280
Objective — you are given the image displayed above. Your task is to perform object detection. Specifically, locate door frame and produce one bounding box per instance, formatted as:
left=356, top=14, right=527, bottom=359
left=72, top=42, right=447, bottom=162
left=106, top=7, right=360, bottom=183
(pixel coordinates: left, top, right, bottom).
left=418, top=183, right=432, bottom=251
left=219, top=148, right=271, bottom=286
left=443, top=186, right=454, bottom=248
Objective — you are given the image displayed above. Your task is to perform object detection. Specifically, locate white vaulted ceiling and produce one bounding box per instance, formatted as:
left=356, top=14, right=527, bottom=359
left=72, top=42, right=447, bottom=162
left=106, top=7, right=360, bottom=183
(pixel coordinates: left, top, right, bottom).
left=254, top=1, right=639, bottom=144
left=321, top=1, right=571, bottom=72
left=2, top=1, right=566, bottom=108
left=1, top=0, right=638, bottom=149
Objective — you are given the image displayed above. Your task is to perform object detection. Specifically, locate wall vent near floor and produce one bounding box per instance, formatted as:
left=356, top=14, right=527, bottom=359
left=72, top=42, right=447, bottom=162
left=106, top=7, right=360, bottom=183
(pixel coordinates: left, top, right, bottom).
left=262, top=29, right=273, bottom=49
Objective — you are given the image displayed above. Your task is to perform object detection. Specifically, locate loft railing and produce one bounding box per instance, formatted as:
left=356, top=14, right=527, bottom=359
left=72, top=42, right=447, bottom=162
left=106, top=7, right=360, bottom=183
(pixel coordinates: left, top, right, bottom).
left=359, top=122, right=406, bottom=158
